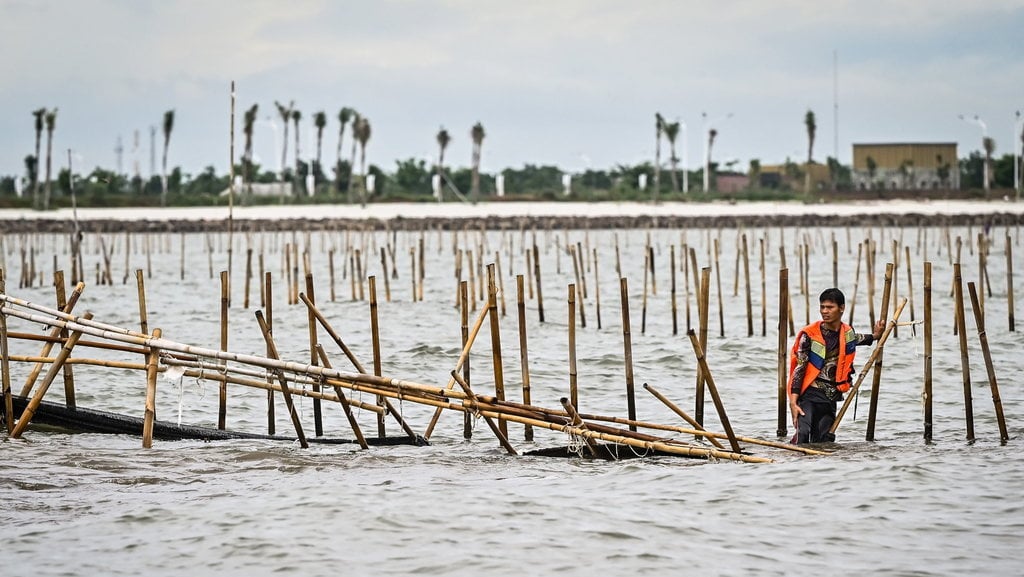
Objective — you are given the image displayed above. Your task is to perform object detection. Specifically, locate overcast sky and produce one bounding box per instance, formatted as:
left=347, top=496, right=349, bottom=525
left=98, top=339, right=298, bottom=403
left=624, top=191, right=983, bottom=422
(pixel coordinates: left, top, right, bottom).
left=2, top=0, right=1022, bottom=181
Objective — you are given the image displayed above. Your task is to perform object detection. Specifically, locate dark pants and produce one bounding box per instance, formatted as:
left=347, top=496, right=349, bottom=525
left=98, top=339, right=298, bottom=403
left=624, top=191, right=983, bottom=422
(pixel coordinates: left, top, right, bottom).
left=796, top=388, right=837, bottom=444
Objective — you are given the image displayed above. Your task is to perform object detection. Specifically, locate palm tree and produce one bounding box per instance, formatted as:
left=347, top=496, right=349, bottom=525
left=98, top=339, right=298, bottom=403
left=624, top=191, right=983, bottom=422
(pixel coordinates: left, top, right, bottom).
left=336, top=107, right=354, bottom=194
left=31, top=108, right=45, bottom=210
left=312, top=110, right=327, bottom=194
left=436, top=127, right=451, bottom=202
left=43, top=108, right=57, bottom=211
left=291, top=108, right=302, bottom=195
left=354, top=117, right=371, bottom=207
left=347, top=112, right=361, bottom=202
left=663, top=120, right=680, bottom=193
left=804, top=109, right=816, bottom=195
left=706, top=128, right=718, bottom=191
left=982, top=136, right=995, bottom=193
left=274, top=100, right=292, bottom=192
left=161, top=109, right=174, bottom=207
left=242, top=104, right=259, bottom=203
left=653, top=113, right=666, bottom=202
left=470, top=122, right=485, bottom=203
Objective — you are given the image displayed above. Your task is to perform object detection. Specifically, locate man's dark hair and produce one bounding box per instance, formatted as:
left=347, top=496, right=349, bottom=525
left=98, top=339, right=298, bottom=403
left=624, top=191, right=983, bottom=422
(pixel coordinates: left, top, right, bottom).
left=819, top=288, right=845, bottom=306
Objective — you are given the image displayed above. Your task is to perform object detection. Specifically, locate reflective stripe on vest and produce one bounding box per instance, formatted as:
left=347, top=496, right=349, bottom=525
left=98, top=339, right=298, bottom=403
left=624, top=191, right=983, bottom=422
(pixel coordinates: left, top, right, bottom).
left=789, top=321, right=857, bottom=395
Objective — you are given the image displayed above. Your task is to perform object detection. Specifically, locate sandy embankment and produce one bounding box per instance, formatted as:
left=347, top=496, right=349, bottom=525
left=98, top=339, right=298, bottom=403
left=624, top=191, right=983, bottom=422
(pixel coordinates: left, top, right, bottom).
left=1, top=199, right=1022, bottom=232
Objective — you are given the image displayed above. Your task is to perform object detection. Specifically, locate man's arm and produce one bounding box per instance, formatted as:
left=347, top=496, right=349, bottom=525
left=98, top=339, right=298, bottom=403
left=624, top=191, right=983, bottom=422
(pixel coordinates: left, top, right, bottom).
left=789, top=334, right=810, bottom=426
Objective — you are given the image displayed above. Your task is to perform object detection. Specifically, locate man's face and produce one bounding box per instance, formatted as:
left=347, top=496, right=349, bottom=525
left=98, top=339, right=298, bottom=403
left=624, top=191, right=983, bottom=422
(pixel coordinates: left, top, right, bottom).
left=820, top=300, right=844, bottom=324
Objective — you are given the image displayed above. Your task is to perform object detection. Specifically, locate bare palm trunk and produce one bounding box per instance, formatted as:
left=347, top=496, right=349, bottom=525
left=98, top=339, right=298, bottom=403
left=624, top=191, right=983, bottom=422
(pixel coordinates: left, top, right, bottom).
left=44, top=127, right=54, bottom=211
left=669, top=143, right=679, bottom=192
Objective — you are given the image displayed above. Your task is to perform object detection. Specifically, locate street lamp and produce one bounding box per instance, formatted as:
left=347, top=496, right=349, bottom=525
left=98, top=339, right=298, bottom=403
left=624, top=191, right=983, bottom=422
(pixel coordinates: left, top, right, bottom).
left=959, top=114, right=989, bottom=190
left=1014, top=110, right=1022, bottom=202
left=702, top=111, right=733, bottom=192
left=680, top=120, right=688, bottom=194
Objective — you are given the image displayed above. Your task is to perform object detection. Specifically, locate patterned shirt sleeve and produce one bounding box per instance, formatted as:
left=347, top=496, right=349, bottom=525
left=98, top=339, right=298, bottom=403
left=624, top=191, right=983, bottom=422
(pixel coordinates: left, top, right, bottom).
left=789, top=333, right=810, bottom=395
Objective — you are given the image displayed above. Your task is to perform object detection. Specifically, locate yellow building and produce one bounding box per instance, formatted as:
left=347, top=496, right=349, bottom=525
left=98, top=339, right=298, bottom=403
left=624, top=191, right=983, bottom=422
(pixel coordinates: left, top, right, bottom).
left=852, top=143, right=958, bottom=190
left=758, top=162, right=831, bottom=190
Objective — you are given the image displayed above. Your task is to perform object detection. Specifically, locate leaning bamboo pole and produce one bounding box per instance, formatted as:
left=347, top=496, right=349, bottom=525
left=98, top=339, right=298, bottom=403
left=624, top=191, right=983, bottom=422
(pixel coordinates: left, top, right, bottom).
left=953, top=263, right=974, bottom=440
left=452, top=370, right=516, bottom=455
left=830, top=298, right=907, bottom=435
left=967, top=282, right=1009, bottom=442
left=865, top=262, right=893, bottom=441
left=19, top=281, right=86, bottom=397
left=315, top=345, right=369, bottom=449
left=11, top=312, right=94, bottom=438
left=643, top=383, right=726, bottom=451
left=254, top=310, right=308, bottom=448
left=686, top=329, right=741, bottom=453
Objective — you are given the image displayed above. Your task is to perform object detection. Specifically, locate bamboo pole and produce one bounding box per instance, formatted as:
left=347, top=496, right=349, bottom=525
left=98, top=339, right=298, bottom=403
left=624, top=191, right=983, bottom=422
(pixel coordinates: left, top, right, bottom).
left=533, top=243, right=544, bottom=323
left=686, top=329, right=741, bottom=453
left=453, top=370, right=517, bottom=455
left=516, top=275, right=533, bottom=441
left=265, top=271, right=275, bottom=435
left=560, top=397, right=607, bottom=459
left=953, top=263, right=974, bottom=440
left=643, top=383, right=726, bottom=450
left=743, top=234, right=753, bottom=337
left=848, top=242, right=863, bottom=326
left=298, top=293, right=418, bottom=442
left=830, top=298, right=907, bottom=435
left=218, top=270, right=228, bottom=430
left=142, top=328, right=162, bottom=448
left=135, top=269, right=149, bottom=336
left=486, top=263, right=507, bottom=438
left=381, top=247, right=391, bottom=302
left=904, top=246, right=917, bottom=337
left=369, top=275, right=385, bottom=438
left=315, top=345, right=369, bottom=449
left=572, top=248, right=586, bottom=328
left=54, top=271, right=76, bottom=410
left=670, top=244, right=678, bottom=335
left=1, top=269, right=12, bottom=434
left=243, top=248, right=253, bottom=309
left=568, top=283, right=578, bottom=410
left=760, top=237, right=767, bottom=336
left=306, top=273, right=323, bottom=437
left=620, top=277, right=637, bottom=431
left=461, top=281, right=472, bottom=439
left=865, top=262, right=893, bottom=441
left=695, top=267, right=711, bottom=429
left=714, top=238, right=724, bottom=337
left=777, top=267, right=789, bottom=438
left=592, top=248, right=602, bottom=330
left=254, top=310, right=308, bottom=448
left=968, top=282, right=1008, bottom=442
left=1007, top=235, right=1016, bottom=332
left=923, top=262, right=933, bottom=442
left=11, top=312, right=94, bottom=438
left=18, top=281, right=86, bottom=397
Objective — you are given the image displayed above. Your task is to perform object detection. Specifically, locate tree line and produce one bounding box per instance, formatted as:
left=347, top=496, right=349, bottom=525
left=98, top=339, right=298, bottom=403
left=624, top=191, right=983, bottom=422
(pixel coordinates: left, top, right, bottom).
left=3, top=105, right=1021, bottom=209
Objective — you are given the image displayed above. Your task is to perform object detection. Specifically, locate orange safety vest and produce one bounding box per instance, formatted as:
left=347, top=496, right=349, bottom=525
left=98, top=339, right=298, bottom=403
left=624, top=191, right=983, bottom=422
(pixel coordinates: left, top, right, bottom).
left=789, top=321, right=858, bottom=395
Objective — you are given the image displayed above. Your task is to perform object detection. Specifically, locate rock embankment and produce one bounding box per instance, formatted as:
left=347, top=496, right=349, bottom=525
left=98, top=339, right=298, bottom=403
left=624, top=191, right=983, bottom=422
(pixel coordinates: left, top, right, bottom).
left=2, top=211, right=1021, bottom=234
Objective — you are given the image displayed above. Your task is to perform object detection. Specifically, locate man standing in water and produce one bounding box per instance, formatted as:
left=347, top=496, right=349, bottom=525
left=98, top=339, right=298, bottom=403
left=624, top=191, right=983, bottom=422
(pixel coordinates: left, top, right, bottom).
left=789, top=288, right=884, bottom=444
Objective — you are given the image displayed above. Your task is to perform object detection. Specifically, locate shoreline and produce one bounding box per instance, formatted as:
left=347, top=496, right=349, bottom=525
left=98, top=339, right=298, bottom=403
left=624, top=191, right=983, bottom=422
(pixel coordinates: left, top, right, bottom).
left=2, top=199, right=1022, bottom=232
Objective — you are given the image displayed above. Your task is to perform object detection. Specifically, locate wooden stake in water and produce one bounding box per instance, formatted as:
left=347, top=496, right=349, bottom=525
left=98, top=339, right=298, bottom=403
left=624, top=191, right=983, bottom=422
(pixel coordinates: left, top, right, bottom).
left=619, top=277, right=637, bottom=431
left=968, top=282, right=1008, bottom=442
left=219, top=270, right=229, bottom=430
left=306, top=273, right=323, bottom=437
left=1007, top=235, right=1016, bottom=332
left=516, top=275, right=533, bottom=441
left=865, top=262, right=893, bottom=441
left=369, top=275, right=385, bottom=438
left=592, top=248, right=602, bottom=330
left=743, top=233, right=753, bottom=337
left=533, top=243, right=545, bottom=323
left=670, top=244, right=678, bottom=335
left=486, top=263, right=507, bottom=437
left=461, top=280, right=472, bottom=439
left=54, top=271, right=76, bottom=410
left=714, top=238, right=724, bottom=337
left=760, top=237, right=767, bottom=336
left=923, top=262, right=933, bottom=442
left=19, top=282, right=85, bottom=397
left=142, top=328, right=162, bottom=448
left=777, top=267, right=789, bottom=438
left=568, top=283, right=578, bottom=410
left=243, top=248, right=253, bottom=309
left=1, top=269, right=13, bottom=434
left=264, top=271, right=275, bottom=435
left=953, top=263, right=974, bottom=441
